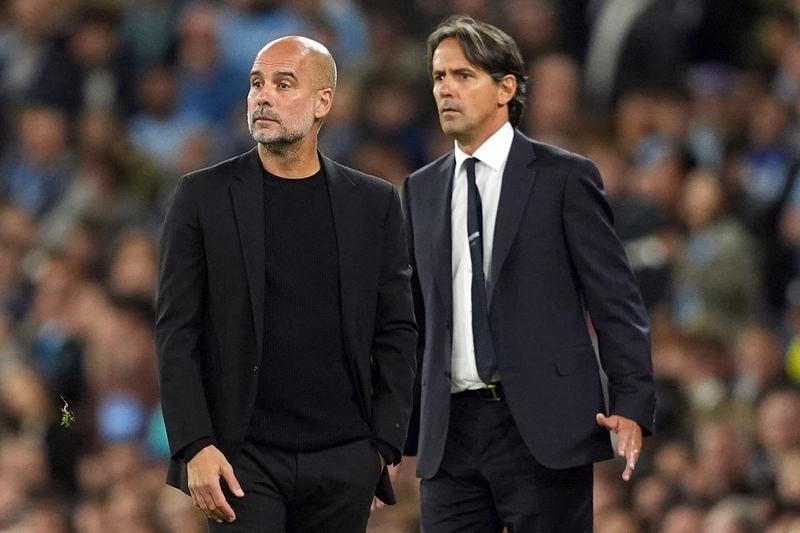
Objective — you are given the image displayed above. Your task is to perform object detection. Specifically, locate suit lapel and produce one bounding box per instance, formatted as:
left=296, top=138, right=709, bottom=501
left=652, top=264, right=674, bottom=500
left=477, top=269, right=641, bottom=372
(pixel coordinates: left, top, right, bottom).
left=489, top=131, right=537, bottom=305
left=321, top=155, right=358, bottom=360
left=428, top=156, right=455, bottom=317
left=230, top=147, right=266, bottom=363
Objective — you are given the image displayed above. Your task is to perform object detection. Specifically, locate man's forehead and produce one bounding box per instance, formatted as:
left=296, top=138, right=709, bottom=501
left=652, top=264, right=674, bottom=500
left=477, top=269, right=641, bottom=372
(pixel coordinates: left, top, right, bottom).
left=250, top=59, right=301, bottom=77
left=432, top=39, right=478, bottom=70
left=251, top=56, right=308, bottom=78
left=251, top=42, right=311, bottom=74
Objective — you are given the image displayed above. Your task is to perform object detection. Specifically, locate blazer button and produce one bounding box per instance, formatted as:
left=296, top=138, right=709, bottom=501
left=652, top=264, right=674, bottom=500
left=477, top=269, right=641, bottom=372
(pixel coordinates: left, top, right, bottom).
left=252, top=365, right=258, bottom=373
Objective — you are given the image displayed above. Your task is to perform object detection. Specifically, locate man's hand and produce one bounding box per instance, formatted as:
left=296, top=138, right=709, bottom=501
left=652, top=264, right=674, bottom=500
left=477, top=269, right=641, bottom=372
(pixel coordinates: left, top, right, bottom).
left=370, top=462, right=399, bottom=511
left=596, top=413, right=642, bottom=482
left=187, top=445, right=244, bottom=523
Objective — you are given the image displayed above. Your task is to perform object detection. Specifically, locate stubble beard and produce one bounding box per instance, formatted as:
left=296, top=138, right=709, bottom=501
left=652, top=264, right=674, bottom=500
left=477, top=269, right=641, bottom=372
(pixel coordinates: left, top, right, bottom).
left=249, top=106, right=314, bottom=155
left=252, top=128, right=306, bottom=154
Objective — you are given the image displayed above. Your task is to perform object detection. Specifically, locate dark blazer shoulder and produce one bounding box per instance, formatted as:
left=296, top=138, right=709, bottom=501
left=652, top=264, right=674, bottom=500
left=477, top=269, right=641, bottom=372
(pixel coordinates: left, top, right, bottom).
left=179, top=148, right=258, bottom=188
left=321, top=155, right=395, bottom=196
left=507, top=133, right=603, bottom=194
left=337, top=164, right=392, bottom=190
left=407, top=151, right=454, bottom=184
left=512, top=130, right=585, bottom=166
left=526, top=135, right=599, bottom=177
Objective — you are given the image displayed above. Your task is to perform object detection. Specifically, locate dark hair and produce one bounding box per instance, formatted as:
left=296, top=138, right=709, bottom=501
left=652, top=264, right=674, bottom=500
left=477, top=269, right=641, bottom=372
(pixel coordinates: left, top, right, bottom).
left=427, top=15, right=528, bottom=127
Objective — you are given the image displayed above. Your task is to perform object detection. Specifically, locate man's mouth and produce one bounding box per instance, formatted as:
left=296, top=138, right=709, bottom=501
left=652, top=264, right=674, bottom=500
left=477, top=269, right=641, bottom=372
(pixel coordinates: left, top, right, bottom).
left=253, top=113, right=280, bottom=124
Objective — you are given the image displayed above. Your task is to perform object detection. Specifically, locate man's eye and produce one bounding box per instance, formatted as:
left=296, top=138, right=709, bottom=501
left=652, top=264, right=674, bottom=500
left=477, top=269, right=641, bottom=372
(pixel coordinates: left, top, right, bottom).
left=279, top=82, right=290, bottom=89
left=251, top=80, right=262, bottom=88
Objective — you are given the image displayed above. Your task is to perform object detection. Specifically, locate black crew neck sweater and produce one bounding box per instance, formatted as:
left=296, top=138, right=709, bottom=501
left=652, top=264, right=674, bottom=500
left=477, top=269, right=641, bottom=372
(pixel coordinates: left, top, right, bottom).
left=245, top=166, right=371, bottom=451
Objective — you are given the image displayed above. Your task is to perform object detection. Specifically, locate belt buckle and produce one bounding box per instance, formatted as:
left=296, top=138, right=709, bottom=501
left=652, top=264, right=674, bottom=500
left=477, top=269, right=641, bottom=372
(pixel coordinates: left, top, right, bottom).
left=486, top=383, right=501, bottom=402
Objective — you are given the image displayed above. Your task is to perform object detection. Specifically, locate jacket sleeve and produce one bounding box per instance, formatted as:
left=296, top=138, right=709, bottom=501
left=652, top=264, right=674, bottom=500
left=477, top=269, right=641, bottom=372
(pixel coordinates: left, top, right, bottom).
left=401, top=177, right=424, bottom=456
left=155, top=176, right=215, bottom=458
left=562, top=158, right=656, bottom=435
left=369, top=186, right=419, bottom=462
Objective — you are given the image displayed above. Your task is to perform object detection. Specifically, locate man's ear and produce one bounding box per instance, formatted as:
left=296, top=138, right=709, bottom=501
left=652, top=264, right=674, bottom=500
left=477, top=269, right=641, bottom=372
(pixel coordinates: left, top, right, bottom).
left=315, top=88, right=334, bottom=119
left=497, top=74, right=517, bottom=107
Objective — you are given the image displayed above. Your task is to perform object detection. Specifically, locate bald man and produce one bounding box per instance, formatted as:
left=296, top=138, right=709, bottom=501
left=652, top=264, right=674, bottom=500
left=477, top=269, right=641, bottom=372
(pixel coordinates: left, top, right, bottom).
left=156, top=37, right=417, bottom=532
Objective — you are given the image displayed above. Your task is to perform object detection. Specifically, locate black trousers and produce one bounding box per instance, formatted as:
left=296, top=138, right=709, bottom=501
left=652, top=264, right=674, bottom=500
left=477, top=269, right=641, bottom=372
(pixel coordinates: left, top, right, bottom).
left=420, top=394, right=593, bottom=533
left=208, top=437, right=383, bottom=532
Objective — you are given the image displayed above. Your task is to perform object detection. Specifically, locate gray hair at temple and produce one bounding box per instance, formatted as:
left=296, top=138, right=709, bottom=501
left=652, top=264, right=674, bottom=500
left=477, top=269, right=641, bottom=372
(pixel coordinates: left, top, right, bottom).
left=426, top=15, right=528, bottom=127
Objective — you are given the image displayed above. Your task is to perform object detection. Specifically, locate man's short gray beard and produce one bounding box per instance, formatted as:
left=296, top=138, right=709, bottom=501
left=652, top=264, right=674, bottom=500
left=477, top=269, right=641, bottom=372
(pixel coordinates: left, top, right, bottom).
left=253, top=130, right=305, bottom=155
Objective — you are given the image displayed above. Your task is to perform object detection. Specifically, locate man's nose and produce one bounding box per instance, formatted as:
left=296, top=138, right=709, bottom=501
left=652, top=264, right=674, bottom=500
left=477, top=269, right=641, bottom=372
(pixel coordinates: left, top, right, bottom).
left=254, top=85, right=273, bottom=107
left=436, top=78, right=452, bottom=98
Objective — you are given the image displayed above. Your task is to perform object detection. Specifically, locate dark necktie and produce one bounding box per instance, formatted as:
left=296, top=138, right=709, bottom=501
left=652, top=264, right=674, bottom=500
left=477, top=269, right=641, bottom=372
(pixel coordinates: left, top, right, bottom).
left=464, top=157, right=497, bottom=383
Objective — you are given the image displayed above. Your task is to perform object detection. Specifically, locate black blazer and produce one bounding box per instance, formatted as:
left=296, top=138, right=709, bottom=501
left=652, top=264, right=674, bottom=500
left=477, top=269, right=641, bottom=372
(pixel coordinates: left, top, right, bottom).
left=155, top=148, right=417, bottom=503
left=403, top=130, right=655, bottom=479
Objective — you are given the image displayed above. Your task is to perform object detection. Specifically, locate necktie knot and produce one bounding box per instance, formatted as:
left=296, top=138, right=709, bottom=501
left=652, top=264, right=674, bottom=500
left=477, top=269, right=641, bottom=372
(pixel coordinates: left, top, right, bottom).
left=464, top=157, right=478, bottom=181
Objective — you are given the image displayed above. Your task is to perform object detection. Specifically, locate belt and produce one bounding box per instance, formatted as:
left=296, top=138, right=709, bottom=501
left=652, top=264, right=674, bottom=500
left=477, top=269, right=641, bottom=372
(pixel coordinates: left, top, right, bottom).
left=451, top=382, right=504, bottom=401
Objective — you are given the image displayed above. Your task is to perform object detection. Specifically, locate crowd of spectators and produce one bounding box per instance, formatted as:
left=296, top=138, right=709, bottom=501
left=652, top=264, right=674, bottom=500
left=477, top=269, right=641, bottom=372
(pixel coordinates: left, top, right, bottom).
left=2, top=0, right=800, bottom=531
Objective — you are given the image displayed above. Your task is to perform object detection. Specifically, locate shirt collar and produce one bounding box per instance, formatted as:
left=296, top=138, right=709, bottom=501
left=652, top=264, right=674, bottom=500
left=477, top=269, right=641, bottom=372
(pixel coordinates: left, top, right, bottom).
left=454, top=122, right=514, bottom=176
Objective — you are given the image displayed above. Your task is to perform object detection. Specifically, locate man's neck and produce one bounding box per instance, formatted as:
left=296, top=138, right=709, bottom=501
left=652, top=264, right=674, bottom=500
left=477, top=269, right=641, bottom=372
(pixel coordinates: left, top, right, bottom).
left=455, top=119, right=509, bottom=155
left=456, top=120, right=510, bottom=156
left=257, top=140, right=321, bottom=179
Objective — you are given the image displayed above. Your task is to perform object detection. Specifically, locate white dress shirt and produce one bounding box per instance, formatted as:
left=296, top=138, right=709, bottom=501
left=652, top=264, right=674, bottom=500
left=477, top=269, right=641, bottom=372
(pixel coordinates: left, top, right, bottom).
left=451, top=122, right=514, bottom=392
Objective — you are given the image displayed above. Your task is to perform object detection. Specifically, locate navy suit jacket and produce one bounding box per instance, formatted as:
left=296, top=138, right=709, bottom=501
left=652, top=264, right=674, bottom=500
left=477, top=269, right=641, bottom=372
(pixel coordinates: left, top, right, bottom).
left=155, top=147, right=417, bottom=503
left=403, top=130, right=655, bottom=479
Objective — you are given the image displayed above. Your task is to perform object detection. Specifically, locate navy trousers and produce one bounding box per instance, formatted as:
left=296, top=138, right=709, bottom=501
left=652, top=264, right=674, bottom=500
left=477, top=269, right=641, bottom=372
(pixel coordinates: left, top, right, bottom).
left=420, top=394, right=593, bottom=533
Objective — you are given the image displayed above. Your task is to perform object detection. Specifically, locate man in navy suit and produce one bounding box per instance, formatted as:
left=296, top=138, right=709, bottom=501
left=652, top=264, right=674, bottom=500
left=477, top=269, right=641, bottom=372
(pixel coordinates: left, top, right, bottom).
left=156, top=36, right=416, bottom=532
left=403, top=16, right=655, bottom=532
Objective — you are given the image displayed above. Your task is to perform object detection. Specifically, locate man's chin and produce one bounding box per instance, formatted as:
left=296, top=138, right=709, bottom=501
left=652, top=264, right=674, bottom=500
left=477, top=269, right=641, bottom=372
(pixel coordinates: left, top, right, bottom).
left=252, top=132, right=283, bottom=145
left=439, top=121, right=463, bottom=139
left=254, top=134, right=305, bottom=153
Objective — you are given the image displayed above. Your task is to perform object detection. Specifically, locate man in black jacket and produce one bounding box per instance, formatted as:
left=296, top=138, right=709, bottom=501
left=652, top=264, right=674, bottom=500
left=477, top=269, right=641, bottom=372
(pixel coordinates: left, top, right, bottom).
left=155, top=36, right=417, bottom=532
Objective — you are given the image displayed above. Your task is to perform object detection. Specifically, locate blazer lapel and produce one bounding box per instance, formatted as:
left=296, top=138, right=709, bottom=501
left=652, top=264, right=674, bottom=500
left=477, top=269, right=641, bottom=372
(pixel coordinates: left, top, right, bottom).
left=321, top=155, right=358, bottom=359
left=230, top=147, right=266, bottom=363
left=489, top=131, right=537, bottom=305
left=428, top=155, right=455, bottom=318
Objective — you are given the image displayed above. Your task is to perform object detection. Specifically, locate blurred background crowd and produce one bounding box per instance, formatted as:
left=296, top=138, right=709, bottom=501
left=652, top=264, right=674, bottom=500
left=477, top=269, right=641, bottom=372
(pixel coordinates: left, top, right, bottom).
left=2, top=0, right=800, bottom=531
